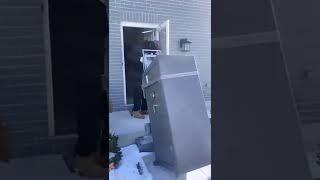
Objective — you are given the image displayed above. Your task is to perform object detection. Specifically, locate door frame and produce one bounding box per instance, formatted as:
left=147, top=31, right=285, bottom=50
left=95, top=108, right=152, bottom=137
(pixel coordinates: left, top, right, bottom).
left=43, top=0, right=107, bottom=137
left=42, top=0, right=55, bottom=137
left=120, top=21, right=159, bottom=105
left=159, top=20, right=170, bottom=55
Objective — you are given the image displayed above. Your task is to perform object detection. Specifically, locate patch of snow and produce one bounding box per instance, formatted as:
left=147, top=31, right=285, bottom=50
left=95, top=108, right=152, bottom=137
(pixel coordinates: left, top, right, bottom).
left=142, top=153, right=175, bottom=180
left=109, top=143, right=211, bottom=180
left=205, top=101, right=211, bottom=119
left=142, top=153, right=211, bottom=180
left=109, top=145, right=152, bottom=180
left=109, top=153, right=116, bottom=159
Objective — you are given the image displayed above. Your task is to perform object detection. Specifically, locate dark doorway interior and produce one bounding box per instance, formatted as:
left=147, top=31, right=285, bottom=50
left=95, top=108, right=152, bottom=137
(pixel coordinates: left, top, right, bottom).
left=49, top=0, right=106, bottom=135
left=123, top=27, right=154, bottom=104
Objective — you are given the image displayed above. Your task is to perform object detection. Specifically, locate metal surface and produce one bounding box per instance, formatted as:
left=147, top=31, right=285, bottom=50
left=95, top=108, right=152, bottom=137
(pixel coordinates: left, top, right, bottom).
left=136, top=135, right=154, bottom=152
left=142, top=55, right=211, bottom=175
left=142, top=49, right=161, bottom=71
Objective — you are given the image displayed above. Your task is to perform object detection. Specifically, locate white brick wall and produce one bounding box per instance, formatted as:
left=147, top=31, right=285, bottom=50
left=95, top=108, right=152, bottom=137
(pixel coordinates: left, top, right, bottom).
left=109, top=0, right=211, bottom=111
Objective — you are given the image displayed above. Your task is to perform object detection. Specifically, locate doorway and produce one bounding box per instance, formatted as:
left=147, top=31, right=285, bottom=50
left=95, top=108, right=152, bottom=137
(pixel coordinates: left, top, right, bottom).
left=121, top=21, right=170, bottom=105
left=47, top=0, right=106, bottom=135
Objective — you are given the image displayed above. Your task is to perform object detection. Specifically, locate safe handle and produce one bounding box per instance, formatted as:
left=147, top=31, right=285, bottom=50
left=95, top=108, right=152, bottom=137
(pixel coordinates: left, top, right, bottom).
left=151, top=91, right=156, bottom=99
left=153, top=104, right=159, bottom=113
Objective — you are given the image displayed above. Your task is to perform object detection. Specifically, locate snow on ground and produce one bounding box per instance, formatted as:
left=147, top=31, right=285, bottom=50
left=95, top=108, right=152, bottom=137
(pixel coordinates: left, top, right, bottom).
left=109, top=144, right=211, bottom=180
left=143, top=152, right=211, bottom=180
left=205, top=101, right=211, bottom=119
left=109, top=145, right=152, bottom=180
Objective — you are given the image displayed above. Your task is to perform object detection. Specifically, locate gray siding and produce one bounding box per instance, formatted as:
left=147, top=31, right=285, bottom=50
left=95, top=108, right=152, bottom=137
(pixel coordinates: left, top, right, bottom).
left=109, top=0, right=211, bottom=111
left=271, top=0, right=320, bottom=125
left=271, top=0, right=320, bottom=152
left=0, top=0, right=50, bottom=157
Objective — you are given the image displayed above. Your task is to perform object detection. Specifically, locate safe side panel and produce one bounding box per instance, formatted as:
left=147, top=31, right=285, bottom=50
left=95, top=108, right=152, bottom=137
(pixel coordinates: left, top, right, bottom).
left=144, top=81, right=176, bottom=169
left=162, top=75, right=211, bottom=173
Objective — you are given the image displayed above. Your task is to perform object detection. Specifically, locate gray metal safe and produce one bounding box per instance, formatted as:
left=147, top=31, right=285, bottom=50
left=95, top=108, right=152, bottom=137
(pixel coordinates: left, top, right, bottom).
left=142, top=55, right=211, bottom=175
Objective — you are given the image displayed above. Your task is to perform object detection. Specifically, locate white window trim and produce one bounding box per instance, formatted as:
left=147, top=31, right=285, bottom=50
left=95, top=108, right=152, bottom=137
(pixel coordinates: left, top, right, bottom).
left=42, top=0, right=55, bottom=137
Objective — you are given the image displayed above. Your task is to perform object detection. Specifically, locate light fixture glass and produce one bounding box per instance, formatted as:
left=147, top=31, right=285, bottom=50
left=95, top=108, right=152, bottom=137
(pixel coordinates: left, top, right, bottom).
left=180, top=38, right=192, bottom=52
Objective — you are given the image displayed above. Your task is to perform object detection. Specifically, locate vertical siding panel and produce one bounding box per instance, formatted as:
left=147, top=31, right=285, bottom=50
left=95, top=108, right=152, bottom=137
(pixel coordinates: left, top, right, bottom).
left=0, top=0, right=48, bottom=157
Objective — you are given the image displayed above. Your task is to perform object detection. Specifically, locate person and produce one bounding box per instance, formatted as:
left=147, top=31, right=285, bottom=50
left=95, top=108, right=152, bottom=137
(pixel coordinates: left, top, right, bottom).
left=124, top=37, right=146, bottom=119
left=75, top=77, right=105, bottom=177
left=129, top=40, right=160, bottom=119
left=70, top=0, right=106, bottom=178
left=131, top=86, right=148, bottom=118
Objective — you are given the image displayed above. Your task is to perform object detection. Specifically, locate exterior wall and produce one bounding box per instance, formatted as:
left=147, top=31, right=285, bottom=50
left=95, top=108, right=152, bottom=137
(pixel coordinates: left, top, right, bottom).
left=0, top=0, right=51, bottom=157
left=109, top=0, right=211, bottom=111
left=272, top=0, right=320, bottom=124
left=212, top=1, right=312, bottom=179
left=271, top=0, right=320, bottom=151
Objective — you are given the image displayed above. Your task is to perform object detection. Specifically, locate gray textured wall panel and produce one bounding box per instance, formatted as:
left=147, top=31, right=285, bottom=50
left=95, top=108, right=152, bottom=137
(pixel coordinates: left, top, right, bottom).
left=271, top=0, right=320, bottom=130
left=0, top=0, right=41, bottom=6
left=0, top=0, right=48, bottom=157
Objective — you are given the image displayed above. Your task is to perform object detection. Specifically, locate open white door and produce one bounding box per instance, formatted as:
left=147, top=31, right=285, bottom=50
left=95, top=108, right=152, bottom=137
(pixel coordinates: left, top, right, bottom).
left=157, top=20, right=170, bottom=55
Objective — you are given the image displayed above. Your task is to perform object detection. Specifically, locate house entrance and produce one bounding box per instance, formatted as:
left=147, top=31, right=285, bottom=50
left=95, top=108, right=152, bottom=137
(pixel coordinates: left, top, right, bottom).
left=121, top=21, right=170, bottom=105
left=48, top=0, right=106, bottom=135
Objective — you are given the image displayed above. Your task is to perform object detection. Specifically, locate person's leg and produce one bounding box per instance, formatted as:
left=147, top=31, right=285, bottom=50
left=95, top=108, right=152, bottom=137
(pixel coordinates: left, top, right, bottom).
left=141, top=98, right=147, bottom=110
left=132, top=86, right=145, bottom=119
left=140, top=89, right=148, bottom=114
left=75, top=78, right=101, bottom=156
left=76, top=117, right=100, bottom=156
left=75, top=77, right=104, bottom=177
left=62, top=0, right=106, bottom=178
left=99, top=89, right=108, bottom=167
left=132, top=86, right=141, bottom=111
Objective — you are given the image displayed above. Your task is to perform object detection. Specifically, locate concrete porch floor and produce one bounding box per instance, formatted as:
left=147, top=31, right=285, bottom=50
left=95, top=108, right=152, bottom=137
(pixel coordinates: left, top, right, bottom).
left=109, top=144, right=211, bottom=180
left=0, top=155, right=104, bottom=180
left=109, top=110, right=150, bottom=147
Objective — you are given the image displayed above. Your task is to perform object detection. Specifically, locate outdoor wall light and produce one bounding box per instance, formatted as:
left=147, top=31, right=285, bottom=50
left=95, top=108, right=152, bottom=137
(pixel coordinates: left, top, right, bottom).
left=180, top=38, right=192, bottom=52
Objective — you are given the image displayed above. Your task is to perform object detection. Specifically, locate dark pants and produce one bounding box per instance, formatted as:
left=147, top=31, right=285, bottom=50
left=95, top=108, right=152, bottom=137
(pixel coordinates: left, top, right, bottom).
left=75, top=77, right=104, bottom=156
left=51, top=0, right=107, bottom=157
left=100, top=90, right=108, bottom=159
left=132, top=86, right=148, bottom=111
